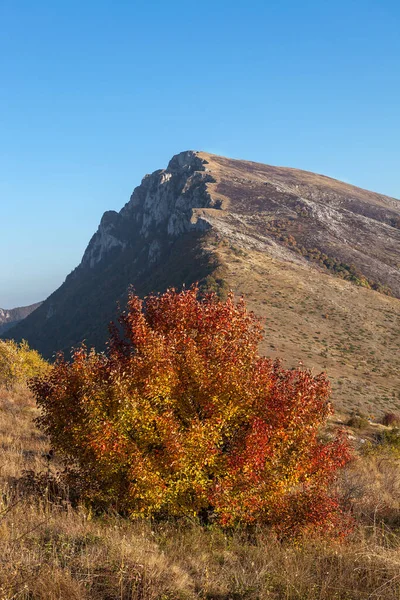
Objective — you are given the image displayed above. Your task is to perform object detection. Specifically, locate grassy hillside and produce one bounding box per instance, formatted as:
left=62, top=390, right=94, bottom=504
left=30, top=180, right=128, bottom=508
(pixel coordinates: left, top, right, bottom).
left=212, top=242, right=400, bottom=417
left=1, top=384, right=400, bottom=599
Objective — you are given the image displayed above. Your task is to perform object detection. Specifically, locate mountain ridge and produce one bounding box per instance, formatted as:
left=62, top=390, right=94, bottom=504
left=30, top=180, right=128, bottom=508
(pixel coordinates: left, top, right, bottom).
left=0, top=302, right=42, bottom=335
left=4, top=150, right=400, bottom=414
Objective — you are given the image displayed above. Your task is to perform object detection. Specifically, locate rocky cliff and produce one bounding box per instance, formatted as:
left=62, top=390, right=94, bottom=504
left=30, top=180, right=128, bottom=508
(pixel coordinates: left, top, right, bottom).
left=80, top=151, right=215, bottom=271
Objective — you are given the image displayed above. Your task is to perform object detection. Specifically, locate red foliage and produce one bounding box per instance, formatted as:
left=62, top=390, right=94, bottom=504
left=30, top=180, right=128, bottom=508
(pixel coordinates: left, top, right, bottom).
left=30, top=286, right=352, bottom=537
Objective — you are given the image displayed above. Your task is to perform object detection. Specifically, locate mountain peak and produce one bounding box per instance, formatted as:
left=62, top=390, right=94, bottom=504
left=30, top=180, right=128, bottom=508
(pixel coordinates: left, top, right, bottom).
left=80, top=151, right=214, bottom=270
left=166, top=150, right=205, bottom=173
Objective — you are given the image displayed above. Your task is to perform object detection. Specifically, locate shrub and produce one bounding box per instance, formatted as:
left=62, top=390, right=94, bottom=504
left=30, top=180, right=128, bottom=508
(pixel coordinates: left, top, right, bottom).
left=347, top=414, right=369, bottom=429
left=374, top=428, right=400, bottom=456
left=381, top=412, right=400, bottom=427
left=0, top=339, right=50, bottom=388
left=30, top=287, right=352, bottom=538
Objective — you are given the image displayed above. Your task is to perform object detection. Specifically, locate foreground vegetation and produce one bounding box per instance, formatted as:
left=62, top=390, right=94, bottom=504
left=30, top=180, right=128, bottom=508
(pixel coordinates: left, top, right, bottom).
left=1, top=385, right=400, bottom=599
left=1, top=301, right=399, bottom=598
left=30, top=288, right=352, bottom=537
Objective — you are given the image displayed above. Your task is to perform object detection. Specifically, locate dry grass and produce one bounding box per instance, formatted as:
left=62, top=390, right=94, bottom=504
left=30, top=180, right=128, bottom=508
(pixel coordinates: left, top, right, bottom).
left=214, top=245, right=400, bottom=417
left=1, top=386, right=400, bottom=599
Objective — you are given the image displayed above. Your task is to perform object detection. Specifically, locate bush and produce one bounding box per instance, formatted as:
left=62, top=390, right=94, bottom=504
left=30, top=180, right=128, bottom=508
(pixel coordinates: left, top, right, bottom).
left=381, top=412, right=400, bottom=427
left=374, top=428, right=400, bottom=456
left=347, top=414, right=369, bottom=429
left=30, top=287, right=352, bottom=538
left=0, top=339, right=50, bottom=388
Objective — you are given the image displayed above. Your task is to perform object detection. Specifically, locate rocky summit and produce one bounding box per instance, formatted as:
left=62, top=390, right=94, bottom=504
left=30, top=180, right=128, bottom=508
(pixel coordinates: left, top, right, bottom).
left=4, top=151, right=400, bottom=414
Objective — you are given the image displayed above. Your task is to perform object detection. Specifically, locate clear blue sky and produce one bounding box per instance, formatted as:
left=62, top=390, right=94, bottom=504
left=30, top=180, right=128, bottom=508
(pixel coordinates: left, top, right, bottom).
left=1, top=0, right=399, bottom=308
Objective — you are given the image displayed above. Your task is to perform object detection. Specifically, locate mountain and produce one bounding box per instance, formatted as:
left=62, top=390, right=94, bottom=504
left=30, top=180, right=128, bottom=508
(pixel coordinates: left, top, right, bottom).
left=4, top=151, right=400, bottom=415
left=0, top=302, right=42, bottom=335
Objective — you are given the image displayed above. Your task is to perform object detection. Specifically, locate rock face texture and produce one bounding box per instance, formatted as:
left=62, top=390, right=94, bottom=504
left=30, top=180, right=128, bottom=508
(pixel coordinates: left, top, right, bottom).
left=3, top=151, right=399, bottom=414
left=80, top=152, right=215, bottom=271
left=0, top=302, right=42, bottom=335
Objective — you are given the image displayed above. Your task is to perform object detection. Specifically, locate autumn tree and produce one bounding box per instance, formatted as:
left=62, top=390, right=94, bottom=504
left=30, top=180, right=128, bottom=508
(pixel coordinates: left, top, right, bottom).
left=30, top=287, right=352, bottom=537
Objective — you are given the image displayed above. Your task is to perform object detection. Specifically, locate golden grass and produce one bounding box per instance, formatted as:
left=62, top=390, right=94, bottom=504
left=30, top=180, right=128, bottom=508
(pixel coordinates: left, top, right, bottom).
left=1, top=386, right=400, bottom=599
left=214, top=245, right=400, bottom=417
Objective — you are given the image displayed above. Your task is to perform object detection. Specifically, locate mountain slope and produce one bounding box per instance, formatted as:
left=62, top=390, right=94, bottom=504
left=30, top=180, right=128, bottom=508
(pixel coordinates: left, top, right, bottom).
left=4, top=151, right=400, bottom=414
left=0, top=302, right=42, bottom=335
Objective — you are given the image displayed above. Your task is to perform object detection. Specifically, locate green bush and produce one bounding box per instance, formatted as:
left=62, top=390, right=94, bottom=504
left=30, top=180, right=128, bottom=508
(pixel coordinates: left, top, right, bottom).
left=375, top=428, right=400, bottom=455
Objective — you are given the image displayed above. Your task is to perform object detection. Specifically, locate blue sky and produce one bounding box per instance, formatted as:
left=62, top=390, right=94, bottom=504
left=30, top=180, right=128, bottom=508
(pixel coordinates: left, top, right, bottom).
left=1, top=0, right=399, bottom=308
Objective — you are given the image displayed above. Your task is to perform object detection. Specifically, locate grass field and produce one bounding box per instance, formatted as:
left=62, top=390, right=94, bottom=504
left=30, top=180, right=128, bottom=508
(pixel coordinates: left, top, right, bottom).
left=1, top=385, right=400, bottom=599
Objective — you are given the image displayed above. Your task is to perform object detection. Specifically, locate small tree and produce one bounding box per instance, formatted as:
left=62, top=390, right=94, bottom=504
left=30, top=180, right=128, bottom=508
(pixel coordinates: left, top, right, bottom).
left=31, top=287, right=352, bottom=537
